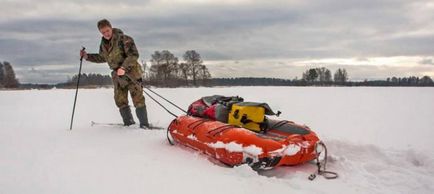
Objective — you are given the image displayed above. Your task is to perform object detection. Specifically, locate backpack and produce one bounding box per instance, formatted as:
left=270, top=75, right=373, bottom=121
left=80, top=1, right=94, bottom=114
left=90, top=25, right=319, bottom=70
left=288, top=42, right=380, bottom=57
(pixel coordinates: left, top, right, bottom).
left=228, top=102, right=278, bottom=132
left=187, top=96, right=280, bottom=133
left=187, top=95, right=243, bottom=122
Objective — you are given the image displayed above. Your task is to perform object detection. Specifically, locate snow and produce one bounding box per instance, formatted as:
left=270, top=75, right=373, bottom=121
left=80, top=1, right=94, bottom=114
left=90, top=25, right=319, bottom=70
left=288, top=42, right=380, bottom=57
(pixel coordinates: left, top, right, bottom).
left=207, top=141, right=263, bottom=156
left=243, top=145, right=263, bottom=156
left=187, top=134, right=198, bottom=141
left=1, top=87, right=434, bottom=194
left=284, top=144, right=301, bottom=156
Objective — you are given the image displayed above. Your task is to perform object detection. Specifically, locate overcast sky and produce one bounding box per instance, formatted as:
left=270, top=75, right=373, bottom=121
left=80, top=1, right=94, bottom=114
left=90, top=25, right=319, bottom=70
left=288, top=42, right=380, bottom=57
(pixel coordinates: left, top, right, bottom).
left=1, top=0, right=433, bottom=83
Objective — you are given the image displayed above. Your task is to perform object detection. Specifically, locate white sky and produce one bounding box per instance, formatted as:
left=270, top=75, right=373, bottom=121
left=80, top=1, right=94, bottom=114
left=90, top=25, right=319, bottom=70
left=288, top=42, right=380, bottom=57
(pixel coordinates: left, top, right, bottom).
left=1, top=0, right=433, bottom=83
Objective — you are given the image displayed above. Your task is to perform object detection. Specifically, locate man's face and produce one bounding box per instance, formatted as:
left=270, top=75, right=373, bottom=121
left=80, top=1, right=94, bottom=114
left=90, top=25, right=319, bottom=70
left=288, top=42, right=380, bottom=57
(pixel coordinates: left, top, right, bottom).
left=99, top=26, right=113, bottom=40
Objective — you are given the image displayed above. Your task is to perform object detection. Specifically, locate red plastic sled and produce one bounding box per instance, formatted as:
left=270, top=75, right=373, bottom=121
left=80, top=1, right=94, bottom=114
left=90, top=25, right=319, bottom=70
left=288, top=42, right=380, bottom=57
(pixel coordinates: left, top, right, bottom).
left=167, top=115, right=321, bottom=170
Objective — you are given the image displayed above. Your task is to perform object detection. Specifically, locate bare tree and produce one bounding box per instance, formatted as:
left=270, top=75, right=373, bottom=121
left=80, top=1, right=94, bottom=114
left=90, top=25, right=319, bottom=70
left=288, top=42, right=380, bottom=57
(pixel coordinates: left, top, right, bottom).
left=316, top=67, right=332, bottom=83
left=183, top=50, right=203, bottom=86
left=179, top=62, right=192, bottom=85
left=150, top=50, right=179, bottom=86
left=141, top=60, right=148, bottom=81
left=161, top=50, right=179, bottom=85
left=147, top=50, right=211, bottom=87
left=197, top=65, right=211, bottom=86
left=334, top=68, right=348, bottom=84
left=149, top=51, right=164, bottom=83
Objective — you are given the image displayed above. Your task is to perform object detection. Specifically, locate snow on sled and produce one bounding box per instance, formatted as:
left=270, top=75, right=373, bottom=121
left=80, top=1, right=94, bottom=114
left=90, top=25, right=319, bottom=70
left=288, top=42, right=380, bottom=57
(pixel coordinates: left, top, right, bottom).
left=167, top=95, right=323, bottom=171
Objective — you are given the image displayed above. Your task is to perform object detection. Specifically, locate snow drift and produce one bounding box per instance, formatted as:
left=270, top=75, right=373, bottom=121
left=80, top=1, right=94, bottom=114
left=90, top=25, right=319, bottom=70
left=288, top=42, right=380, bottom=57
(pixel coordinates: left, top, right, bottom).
left=0, top=87, right=433, bottom=194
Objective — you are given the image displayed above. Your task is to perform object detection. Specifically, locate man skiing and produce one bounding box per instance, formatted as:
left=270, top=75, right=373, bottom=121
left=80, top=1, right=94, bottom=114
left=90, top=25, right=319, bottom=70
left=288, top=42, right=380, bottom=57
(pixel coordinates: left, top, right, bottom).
left=80, top=19, right=149, bottom=128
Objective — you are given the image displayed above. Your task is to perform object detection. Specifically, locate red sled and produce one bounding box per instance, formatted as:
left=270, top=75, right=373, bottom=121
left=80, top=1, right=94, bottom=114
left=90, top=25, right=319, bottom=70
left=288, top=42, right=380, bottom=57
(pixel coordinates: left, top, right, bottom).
left=167, top=115, right=321, bottom=170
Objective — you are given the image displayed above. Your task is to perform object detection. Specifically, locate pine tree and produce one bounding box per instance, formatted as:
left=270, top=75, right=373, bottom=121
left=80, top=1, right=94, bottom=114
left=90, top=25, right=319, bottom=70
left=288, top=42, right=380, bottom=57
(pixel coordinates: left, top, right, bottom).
left=324, top=69, right=332, bottom=82
left=302, top=68, right=319, bottom=83
left=2, top=61, right=19, bottom=88
left=420, top=76, right=433, bottom=86
left=0, top=62, right=4, bottom=88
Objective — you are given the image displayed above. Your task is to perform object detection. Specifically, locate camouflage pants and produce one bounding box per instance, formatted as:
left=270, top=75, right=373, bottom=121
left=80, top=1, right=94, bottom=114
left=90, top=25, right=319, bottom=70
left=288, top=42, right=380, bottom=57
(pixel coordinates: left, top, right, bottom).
left=113, top=74, right=145, bottom=108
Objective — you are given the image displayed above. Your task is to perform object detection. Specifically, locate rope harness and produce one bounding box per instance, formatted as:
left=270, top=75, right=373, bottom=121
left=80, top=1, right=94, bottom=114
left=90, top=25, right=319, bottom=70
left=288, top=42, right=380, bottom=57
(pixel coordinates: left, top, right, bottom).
left=142, top=89, right=178, bottom=117
left=308, top=141, right=339, bottom=180
left=143, top=86, right=187, bottom=114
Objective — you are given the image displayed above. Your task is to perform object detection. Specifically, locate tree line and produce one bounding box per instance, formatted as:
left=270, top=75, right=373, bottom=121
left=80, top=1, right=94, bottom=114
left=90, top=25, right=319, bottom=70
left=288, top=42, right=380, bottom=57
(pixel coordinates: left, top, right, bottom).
left=209, top=67, right=434, bottom=87
left=56, top=66, right=434, bottom=87
left=209, top=76, right=434, bottom=87
left=0, top=61, right=20, bottom=88
left=384, top=76, right=434, bottom=86
left=2, top=59, right=434, bottom=89
left=58, top=50, right=212, bottom=88
left=145, top=50, right=211, bottom=87
left=56, top=73, right=113, bottom=88
left=301, top=67, right=348, bottom=85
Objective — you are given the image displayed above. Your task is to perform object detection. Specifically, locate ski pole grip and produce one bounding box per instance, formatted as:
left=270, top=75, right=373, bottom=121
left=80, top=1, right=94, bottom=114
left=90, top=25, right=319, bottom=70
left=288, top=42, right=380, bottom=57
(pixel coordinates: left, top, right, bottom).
left=80, top=46, right=86, bottom=61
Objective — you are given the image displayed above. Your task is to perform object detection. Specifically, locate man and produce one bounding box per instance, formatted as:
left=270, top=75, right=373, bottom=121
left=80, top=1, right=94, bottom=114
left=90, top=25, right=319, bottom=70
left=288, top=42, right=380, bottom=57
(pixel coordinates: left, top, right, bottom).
left=80, top=19, right=149, bottom=128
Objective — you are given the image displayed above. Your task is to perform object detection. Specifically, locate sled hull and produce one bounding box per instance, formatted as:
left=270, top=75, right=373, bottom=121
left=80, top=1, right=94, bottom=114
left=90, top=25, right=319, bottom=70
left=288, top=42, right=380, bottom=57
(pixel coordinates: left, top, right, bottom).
left=168, top=116, right=320, bottom=170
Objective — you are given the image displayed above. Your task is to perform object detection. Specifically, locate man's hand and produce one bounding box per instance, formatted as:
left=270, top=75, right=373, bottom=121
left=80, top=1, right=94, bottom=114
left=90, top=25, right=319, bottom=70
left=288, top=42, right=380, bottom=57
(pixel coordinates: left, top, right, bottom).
left=80, top=49, right=88, bottom=60
left=117, top=67, right=126, bottom=76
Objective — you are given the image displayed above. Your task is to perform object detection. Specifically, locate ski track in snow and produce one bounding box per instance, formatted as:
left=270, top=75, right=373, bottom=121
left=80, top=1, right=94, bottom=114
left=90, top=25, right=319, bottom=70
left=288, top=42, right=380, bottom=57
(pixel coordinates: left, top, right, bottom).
left=1, top=87, right=434, bottom=194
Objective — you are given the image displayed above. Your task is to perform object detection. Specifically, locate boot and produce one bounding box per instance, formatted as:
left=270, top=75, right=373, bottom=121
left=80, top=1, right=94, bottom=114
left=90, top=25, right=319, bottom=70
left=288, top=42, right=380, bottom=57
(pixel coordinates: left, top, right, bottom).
left=136, top=106, right=149, bottom=128
left=119, top=106, right=135, bottom=126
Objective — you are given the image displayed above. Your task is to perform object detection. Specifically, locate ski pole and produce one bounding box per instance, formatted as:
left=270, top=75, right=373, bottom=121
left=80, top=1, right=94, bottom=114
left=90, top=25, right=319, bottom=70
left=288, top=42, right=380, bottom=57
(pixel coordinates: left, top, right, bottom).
left=70, top=47, right=86, bottom=130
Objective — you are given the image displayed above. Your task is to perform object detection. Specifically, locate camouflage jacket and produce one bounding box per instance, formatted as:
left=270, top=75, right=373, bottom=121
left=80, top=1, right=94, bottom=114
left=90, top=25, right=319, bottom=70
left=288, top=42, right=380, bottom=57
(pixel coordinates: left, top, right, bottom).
left=86, top=28, right=143, bottom=80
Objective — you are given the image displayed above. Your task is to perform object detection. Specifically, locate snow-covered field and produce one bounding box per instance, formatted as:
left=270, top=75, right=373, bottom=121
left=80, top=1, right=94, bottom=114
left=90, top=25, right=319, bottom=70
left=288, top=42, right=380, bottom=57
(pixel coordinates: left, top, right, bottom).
left=1, top=87, right=433, bottom=194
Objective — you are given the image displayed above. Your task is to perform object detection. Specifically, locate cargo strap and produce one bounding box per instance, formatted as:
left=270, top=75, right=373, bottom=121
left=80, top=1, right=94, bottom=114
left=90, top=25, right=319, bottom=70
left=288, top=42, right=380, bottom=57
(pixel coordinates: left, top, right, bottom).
left=184, top=118, right=236, bottom=137
left=308, top=141, right=339, bottom=180
left=233, top=110, right=268, bottom=133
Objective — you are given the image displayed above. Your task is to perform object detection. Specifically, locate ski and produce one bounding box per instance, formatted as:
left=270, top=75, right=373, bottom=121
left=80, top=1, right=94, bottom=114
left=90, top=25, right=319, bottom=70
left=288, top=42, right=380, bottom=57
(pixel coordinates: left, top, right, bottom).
left=90, top=121, right=165, bottom=130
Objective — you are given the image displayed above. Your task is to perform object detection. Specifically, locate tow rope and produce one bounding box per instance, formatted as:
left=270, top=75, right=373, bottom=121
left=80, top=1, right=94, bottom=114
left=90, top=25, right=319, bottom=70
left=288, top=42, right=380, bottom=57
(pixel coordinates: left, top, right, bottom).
left=142, top=89, right=178, bottom=118
left=124, top=74, right=185, bottom=118
left=143, top=86, right=187, bottom=114
left=308, top=141, right=339, bottom=180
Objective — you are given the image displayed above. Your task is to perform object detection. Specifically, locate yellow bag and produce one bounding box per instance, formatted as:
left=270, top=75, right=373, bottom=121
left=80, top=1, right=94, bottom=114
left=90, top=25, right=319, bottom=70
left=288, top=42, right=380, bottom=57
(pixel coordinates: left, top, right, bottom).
left=228, top=103, right=266, bottom=132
